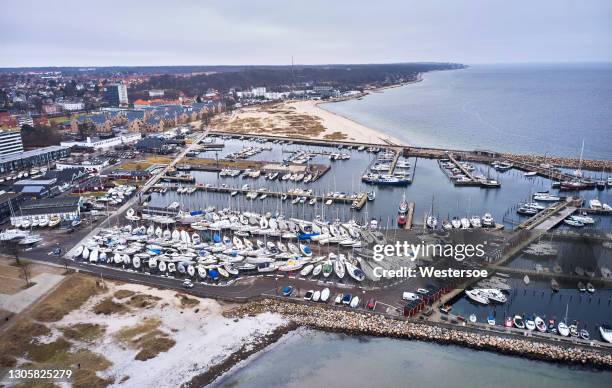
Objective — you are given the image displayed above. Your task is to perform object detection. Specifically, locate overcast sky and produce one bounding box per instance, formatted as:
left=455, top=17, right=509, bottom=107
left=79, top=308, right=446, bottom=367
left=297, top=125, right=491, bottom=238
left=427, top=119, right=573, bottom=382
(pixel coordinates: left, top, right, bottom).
left=1, top=0, right=611, bottom=67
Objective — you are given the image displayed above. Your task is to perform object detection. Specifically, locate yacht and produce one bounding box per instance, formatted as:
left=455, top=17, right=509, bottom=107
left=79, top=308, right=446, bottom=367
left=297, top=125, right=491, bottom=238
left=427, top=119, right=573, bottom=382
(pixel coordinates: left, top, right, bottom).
left=451, top=217, right=461, bottom=229
left=469, top=216, right=481, bottom=228
left=426, top=216, right=438, bottom=229
left=513, top=315, right=525, bottom=329
left=533, top=192, right=561, bottom=202
left=465, top=289, right=489, bottom=305
left=589, top=199, right=602, bottom=210
left=599, top=325, right=612, bottom=343
left=563, top=218, right=584, bottom=227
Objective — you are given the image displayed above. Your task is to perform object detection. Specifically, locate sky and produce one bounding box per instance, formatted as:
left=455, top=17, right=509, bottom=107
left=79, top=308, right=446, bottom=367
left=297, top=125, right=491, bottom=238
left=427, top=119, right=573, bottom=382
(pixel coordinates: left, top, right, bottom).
left=1, top=0, right=611, bottom=67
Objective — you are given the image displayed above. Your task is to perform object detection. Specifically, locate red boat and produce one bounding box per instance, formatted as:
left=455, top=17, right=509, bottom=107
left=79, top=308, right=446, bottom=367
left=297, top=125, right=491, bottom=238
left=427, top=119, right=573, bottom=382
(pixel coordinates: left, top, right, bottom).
left=397, top=214, right=406, bottom=226
left=560, top=180, right=588, bottom=191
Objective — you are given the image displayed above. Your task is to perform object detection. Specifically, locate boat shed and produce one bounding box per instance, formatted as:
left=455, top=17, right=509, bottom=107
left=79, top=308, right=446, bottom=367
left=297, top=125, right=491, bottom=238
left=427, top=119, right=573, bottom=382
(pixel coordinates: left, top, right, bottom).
left=10, top=196, right=83, bottom=226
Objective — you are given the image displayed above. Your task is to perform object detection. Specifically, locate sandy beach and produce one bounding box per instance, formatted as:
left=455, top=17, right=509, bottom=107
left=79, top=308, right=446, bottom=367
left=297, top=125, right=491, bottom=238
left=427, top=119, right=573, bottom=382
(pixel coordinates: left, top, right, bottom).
left=213, top=97, right=404, bottom=145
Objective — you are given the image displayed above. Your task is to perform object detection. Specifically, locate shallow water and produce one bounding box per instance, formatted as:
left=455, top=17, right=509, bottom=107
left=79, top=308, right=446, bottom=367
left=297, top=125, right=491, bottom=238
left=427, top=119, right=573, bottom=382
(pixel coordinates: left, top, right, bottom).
left=214, top=329, right=611, bottom=388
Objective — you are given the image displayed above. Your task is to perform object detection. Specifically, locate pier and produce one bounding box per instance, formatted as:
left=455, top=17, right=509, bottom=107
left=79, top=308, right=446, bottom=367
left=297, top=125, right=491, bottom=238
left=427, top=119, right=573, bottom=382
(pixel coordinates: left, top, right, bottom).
left=148, top=184, right=370, bottom=209
left=488, top=266, right=612, bottom=286
left=516, top=197, right=581, bottom=231
left=501, top=156, right=577, bottom=182
left=403, top=202, right=415, bottom=230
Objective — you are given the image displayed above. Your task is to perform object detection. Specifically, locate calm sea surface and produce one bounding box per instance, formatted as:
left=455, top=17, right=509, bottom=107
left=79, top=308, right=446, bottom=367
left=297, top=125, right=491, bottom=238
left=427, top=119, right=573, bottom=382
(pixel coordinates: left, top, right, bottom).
left=214, top=329, right=611, bottom=388
left=323, top=63, right=612, bottom=160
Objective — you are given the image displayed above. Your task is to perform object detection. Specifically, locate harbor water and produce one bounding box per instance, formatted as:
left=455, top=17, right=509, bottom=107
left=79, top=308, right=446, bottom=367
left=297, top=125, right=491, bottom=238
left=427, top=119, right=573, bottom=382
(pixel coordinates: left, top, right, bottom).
left=213, top=329, right=612, bottom=388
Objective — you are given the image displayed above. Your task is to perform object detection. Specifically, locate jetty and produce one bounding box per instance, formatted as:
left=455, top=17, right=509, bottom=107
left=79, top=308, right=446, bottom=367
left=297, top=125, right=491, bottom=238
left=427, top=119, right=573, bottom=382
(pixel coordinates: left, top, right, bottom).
left=148, top=184, right=370, bottom=209
left=517, top=197, right=581, bottom=231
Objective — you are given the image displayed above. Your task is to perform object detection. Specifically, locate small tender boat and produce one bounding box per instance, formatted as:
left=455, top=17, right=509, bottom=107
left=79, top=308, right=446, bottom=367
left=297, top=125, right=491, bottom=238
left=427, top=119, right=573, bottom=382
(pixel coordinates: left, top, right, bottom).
left=349, top=296, right=360, bottom=308
left=579, top=329, right=590, bottom=340
left=513, top=315, right=525, bottom=329
left=320, top=288, right=330, bottom=302
left=525, top=316, right=536, bottom=331
left=469, top=314, right=477, bottom=323
left=300, top=264, right=314, bottom=276
left=557, top=322, right=570, bottom=336
left=534, top=316, right=547, bottom=332
left=487, top=314, right=496, bottom=326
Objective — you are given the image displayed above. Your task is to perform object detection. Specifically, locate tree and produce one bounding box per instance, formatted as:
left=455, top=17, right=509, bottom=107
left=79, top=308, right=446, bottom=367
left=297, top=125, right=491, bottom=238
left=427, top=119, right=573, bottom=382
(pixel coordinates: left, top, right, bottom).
left=19, top=260, right=32, bottom=287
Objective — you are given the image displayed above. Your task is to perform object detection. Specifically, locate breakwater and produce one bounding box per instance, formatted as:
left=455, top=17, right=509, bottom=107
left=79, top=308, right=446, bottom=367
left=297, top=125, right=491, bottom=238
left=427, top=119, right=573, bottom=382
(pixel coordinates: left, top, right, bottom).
left=228, top=299, right=612, bottom=369
left=500, top=152, right=612, bottom=172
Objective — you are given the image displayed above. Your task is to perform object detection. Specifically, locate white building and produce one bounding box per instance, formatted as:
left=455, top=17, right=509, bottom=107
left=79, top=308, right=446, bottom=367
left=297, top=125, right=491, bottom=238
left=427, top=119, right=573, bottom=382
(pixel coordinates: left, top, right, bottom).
left=0, top=130, right=24, bottom=157
left=58, top=100, right=85, bottom=111
left=148, top=89, right=164, bottom=97
left=60, top=133, right=141, bottom=150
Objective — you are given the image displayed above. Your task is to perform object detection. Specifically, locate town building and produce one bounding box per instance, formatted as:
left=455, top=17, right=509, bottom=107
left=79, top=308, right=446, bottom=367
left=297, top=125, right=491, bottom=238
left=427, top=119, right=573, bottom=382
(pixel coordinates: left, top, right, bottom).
left=148, top=89, right=164, bottom=97
left=57, top=99, right=85, bottom=112
left=104, top=83, right=129, bottom=106
left=10, top=196, right=83, bottom=226
left=0, top=130, right=24, bottom=157
left=0, top=145, right=70, bottom=174
left=60, top=133, right=141, bottom=150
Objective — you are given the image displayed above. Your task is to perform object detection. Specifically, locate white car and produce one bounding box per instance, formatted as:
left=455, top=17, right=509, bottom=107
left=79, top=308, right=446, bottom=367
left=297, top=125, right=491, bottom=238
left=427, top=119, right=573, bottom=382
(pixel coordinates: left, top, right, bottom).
left=402, top=292, right=420, bottom=301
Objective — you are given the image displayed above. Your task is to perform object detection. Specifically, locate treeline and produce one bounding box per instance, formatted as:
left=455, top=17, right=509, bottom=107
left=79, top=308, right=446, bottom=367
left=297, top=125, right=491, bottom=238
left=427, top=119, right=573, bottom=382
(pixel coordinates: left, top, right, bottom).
left=134, top=63, right=464, bottom=95
left=20, top=124, right=64, bottom=148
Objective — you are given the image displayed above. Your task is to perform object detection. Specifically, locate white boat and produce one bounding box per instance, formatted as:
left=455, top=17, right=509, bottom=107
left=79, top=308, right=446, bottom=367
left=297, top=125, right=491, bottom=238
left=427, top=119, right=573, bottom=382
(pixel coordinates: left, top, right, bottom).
left=300, top=264, right=314, bottom=276
left=320, top=288, right=330, bottom=302
left=524, top=171, right=538, bottom=177
left=523, top=275, right=530, bottom=285
left=465, top=289, right=489, bottom=305
left=334, top=259, right=345, bottom=279
left=312, top=264, right=322, bottom=276
left=589, top=198, right=602, bottom=210
left=599, top=325, right=612, bottom=343
left=533, top=192, right=560, bottom=202
left=312, top=290, right=321, bottom=302
left=345, top=261, right=365, bottom=281
left=558, top=322, right=570, bottom=337
left=525, top=317, right=536, bottom=331
left=535, top=316, right=547, bottom=332
left=349, top=296, right=360, bottom=308
left=482, top=213, right=494, bottom=227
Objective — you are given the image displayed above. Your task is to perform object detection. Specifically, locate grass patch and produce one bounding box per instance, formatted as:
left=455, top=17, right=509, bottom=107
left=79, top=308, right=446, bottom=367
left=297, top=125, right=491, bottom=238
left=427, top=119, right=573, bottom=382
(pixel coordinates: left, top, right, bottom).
left=93, top=297, right=130, bottom=315
left=69, top=349, right=113, bottom=371
left=113, top=317, right=175, bottom=360
left=126, top=293, right=161, bottom=309
left=32, top=274, right=102, bottom=322
left=60, top=323, right=106, bottom=343
left=323, top=131, right=348, bottom=140
left=132, top=330, right=176, bottom=361
left=114, top=317, right=161, bottom=343
left=176, top=293, right=200, bottom=308
left=113, top=289, right=136, bottom=299
left=26, top=337, right=71, bottom=364
left=0, top=319, right=50, bottom=366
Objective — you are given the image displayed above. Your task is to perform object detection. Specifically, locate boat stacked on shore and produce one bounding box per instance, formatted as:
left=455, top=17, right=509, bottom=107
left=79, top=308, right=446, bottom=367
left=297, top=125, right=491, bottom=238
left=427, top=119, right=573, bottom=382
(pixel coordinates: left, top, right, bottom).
left=77, top=209, right=369, bottom=282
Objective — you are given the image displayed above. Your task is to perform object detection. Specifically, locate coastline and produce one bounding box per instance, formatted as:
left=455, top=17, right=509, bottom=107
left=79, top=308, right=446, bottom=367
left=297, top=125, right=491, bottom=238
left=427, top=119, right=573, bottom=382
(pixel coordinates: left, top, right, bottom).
left=223, top=299, right=612, bottom=370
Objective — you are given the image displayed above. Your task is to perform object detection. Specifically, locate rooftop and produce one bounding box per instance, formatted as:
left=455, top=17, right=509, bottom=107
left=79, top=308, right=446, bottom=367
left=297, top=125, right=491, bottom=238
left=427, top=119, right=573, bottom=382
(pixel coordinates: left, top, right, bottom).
left=0, top=145, right=69, bottom=164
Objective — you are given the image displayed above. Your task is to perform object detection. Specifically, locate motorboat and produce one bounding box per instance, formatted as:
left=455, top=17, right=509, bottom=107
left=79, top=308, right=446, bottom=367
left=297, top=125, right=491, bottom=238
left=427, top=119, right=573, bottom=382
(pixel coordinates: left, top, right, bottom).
left=451, top=217, right=461, bottom=229
left=563, top=218, right=584, bottom=227
left=525, top=316, right=536, bottom=331
left=579, top=329, right=590, bottom=340
left=349, top=296, right=360, bottom=308
left=334, top=258, right=345, bottom=278
left=465, top=289, right=489, bottom=305
left=320, top=288, right=330, bottom=302
left=586, top=282, right=595, bottom=293
left=482, top=213, right=494, bottom=227
left=533, top=192, right=560, bottom=202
